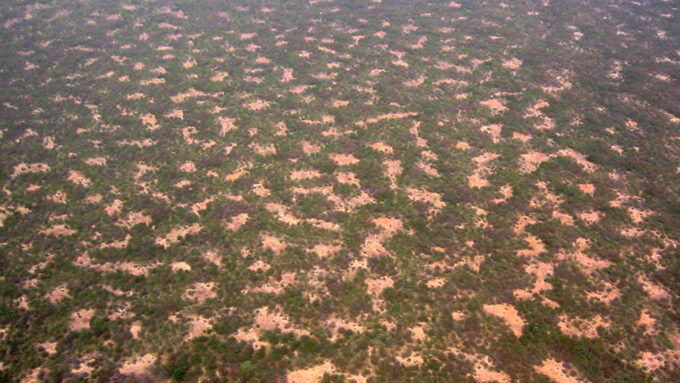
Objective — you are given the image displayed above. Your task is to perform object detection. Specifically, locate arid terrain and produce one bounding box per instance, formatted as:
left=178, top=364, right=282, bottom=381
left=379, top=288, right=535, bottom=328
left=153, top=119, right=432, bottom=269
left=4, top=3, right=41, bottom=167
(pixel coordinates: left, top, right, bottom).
left=1, top=0, right=680, bottom=382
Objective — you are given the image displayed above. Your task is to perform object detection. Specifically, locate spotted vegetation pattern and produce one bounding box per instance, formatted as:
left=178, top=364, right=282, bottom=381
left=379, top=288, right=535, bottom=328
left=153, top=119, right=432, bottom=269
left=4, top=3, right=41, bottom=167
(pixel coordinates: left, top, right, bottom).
left=1, top=0, right=680, bottom=382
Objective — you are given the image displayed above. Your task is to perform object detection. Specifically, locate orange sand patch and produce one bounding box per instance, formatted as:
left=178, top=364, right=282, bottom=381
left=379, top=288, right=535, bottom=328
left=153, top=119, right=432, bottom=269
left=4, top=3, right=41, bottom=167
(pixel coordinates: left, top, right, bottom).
left=252, top=182, right=271, bottom=197
left=248, top=259, right=270, bottom=272
left=291, top=169, right=322, bottom=181
left=627, top=207, right=653, bottom=224
left=254, top=305, right=308, bottom=336
left=396, top=350, right=424, bottom=367
left=512, top=132, right=532, bottom=142
left=105, top=199, right=123, bottom=216
left=480, top=99, right=507, bottom=113
left=280, top=67, right=294, bottom=83
left=41, top=224, right=76, bottom=237
left=69, top=309, right=95, bottom=331
left=178, top=161, right=196, bottom=172
left=555, top=149, right=597, bottom=172
left=636, top=351, right=667, bottom=372
left=384, top=160, right=402, bottom=188
left=480, top=124, right=502, bottom=143
left=361, top=218, right=403, bottom=257
left=261, top=234, right=287, bottom=255
left=171, top=89, right=208, bottom=103
left=225, top=166, right=249, bottom=182
left=456, top=141, right=470, bottom=150
left=155, top=223, right=202, bottom=248
left=558, top=238, right=610, bottom=275
left=39, top=342, right=57, bottom=355
left=330, top=153, right=359, bottom=166
left=514, top=215, right=536, bottom=235
left=446, top=351, right=513, bottom=383
left=638, top=274, right=671, bottom=301
left=426, top=278, right=446, bottom=288
left=140, top=113, right=160, bottom=131
left=119, top=354, right=156, bottom=377
left=373, top=217, right=403, bottom=236
left=217, top=116, right=237, bottom=135
left=251, top=143, right=276, bottom=156
left=85, top=157, right=106, bottom=166
left=578, top=183, right=595, bottom=195
left=404, top=76, right=426, bottom=87
left=558, top=314, right=610, bottom=338
left=406, top=187, right=445, bottom=214
left=535, top=359, right=583, bottom=383
left=409, top=323, right=427, bottom=341
left=309, top=244, right=342, bottom=258
left=287, top=361, right=336, bottom=383
left=186, top=315, right=213, bottom=340
left=468, top=174, right=489, bottom=188
left=266, top=203, right=300, bottom=225
left=301, top=141, right=320, bottom=155
left=244, top=99, right=269, bottom=111
left=370, top=141, right=393, bottom=154
left=483, top=303, right=525, bottom=337
left=99, top=234, right=131, bottom=250
left=418, top=161, right=440, bottom=177
left=520, top=152, right=550, bottom=173
left=130, top=321, right=142, bottom=339
left=171, top=262, right=191, bottom=272
left=203, top=250, right=222, bottom=267
left=518, top=235, right=546, bottom=258
left=492, top=184, right=513, bottom=204
left=365, top=275, right=394, bottom=296
left=225, top=213, right=249, bottom=231
left=359, top=112, right=418, bottom=126
left=578, top=210, right=601, bottom=225
left=11, top=163, right=50, bottom=178
left=46, top=285, right=70, bottom=304
left=515, top=262, right=553, bottom=299
left=336, top=172, right=360, bottom=186
left=637, top=309, right=656, bottom=335
left=503, top=58, right=523, bottom=69
left=165, top=109, right=183, bottom=119
left=326, top=317, right=365, bottom=342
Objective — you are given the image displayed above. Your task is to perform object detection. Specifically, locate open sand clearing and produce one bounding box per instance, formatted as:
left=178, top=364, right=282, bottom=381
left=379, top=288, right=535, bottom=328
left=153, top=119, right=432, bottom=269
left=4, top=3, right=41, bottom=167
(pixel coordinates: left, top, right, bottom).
left=406, top=187, right=445, bottom=215
left=480, top=99, right=507, bottom=113
left=287, top=361, right=335, bottom=383
left=119, top=354, right=156, bottom=377
left=69, top=309, right=95, bottom=331
left=483, top=304, right=525, bottom=337
left=155, top=223, right=202, bottom=248
left=535, top=359, right=584, bottom=383
left=558, top=314, right=610, bottom=339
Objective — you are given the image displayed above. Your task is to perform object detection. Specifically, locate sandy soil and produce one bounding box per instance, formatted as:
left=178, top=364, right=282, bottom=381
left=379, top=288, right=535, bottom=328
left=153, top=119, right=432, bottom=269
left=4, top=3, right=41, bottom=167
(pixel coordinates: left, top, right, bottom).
left=483, top=304, right=525, bottom=337
left=69, top=309, right=95, bottom=331
left=534, top=358, right=583, bottom=383
left=155, top=223, right=202, bottom=248
left=119, top=354, right=156, bottom=377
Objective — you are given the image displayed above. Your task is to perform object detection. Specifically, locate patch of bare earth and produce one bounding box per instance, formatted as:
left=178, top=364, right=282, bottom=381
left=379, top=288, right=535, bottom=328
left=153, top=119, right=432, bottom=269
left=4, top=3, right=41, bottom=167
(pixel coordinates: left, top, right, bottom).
left=482, top=304, right=525, bottom=337
left=406, top=187, right=445, bottom=215
left=155, top=223, right=202, bottom=248
left=480, top=99, right=507, bottom=113
left=11, top=162, right=50, bottom=178
left=558, top=314, right=610, bottom=339
left=69, top=309, right=95, bottom=331
left=534, top=358, right=584, bottom=383
left=261, top=234, right=287, bottom=255
left=46, top=285, right=70, bottom=304
left=119, top=354, right=156, bottom=377
left=183, top=282, right=216, bottom=303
